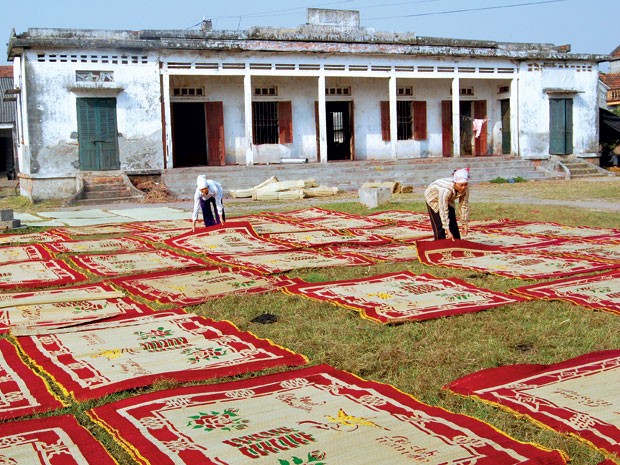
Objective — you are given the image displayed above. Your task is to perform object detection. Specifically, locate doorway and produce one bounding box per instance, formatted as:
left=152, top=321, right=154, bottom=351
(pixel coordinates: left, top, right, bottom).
left=549, top=98, right=573, bottom=155
left=326, top=101, right=353, bottom=161
left=76, top=98, right=120, bottom=171
left=500, top=99, right=511, bottom=154
left=171, top=102, right=207, bottom=167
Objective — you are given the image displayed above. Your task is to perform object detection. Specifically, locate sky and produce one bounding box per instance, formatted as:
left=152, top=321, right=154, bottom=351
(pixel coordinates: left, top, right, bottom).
left=1, top=0, right=617, bottom=70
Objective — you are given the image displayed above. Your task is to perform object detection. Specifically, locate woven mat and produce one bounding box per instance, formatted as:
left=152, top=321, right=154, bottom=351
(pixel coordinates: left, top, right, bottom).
left=17, top=310, right=307, bottom=401
left=44, top=236, right=154, bottom=254
left=353, top=224, right=433, bottom=242
left=68, top=249, right=208, bottom=277
left=284, top=271, right=524, bottom=323
left=165, top=221, right=295, bottom=255
left=52, top=223, right=142, bottom=237
left=6, top=296, right=155, bottom=336
left=264, top=229, right=390, bottom=248
left=484, top=220, right=619, bottom=240
left=0, top=243, right=53, bottom=264
left=129, top=218, right=194, bottom=232
left=416, top=239, right=619, bottom=280
left=465, top=231, right=549, bottom=248
left=272, top=207, right=386, bottom=230
left=0, top=230, right=70, bottom=246
left=0, top=259, right=88, bottom=290
left=445, top=349, right=620, bottom=460
left=0, top=414, right=117, bottom=464
left=509, top=238, right=620, bottom=264
left=234, top=214, right=316, bottom=234
left=205, top=249, right=376, bottom=274
left=112, top=266, right=296, bottom=306
left=325, top=242, right=418, bottom=262
left=511, top=269, right=620, bottom=316
left=366, top=209, right=429, bottom=223
left=0, top=339, right=64, bottom=420
left=131, top=229, right=189, bottom=242
left=88, top=364, right=567, bottom=465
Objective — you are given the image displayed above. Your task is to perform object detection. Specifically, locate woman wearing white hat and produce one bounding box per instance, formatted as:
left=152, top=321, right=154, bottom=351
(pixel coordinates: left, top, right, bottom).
left=192, top=175, right=226, bottom=232
left=423, top=168, right=470, bottom=241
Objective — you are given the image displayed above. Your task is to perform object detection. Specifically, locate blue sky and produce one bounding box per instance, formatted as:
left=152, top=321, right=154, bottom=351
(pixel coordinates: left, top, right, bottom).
left=1, top=0, right=617, bottom=69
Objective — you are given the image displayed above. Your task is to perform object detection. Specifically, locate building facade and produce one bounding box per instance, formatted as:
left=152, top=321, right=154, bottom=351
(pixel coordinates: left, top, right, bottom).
left=6, top=9, right=610, bottom=200
left=0, top=66, right=17, bottom=179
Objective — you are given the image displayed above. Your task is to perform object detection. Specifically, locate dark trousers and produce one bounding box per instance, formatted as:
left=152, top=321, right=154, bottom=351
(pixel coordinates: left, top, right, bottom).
left=426, top=203, right=461, bottom=240
left=200, top=197, right=225, bottom=227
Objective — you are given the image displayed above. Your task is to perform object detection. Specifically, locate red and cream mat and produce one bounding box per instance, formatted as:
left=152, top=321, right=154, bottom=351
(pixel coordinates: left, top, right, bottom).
left=88, top=364, right=567, bottom=465
left=67, top=249, right=208, bottom=277
left=0, top=259, right=88, bottom=290
left=44, top=236, right=154, bottom=253
left=445, top=350, right=620, bottom=461
left=416, top=239, right=619, bottom=280
left=0, top=339, right=64, bottom=420
left=510, top=269, right=620, bottom=316
left=0, top=230, right=70, bottom=246
left=284, top=271, right=524, bottom=324
left=0, top=414, right=117, bottom=464
left=165, top=221, right=296, bottom=255
left=16, top=310, right=307, bottom=401
left=112, top=266, right=296, bottom=306
left=0, top=243, right=53, bottom=264
left=483, top=220, right=620, bottom=240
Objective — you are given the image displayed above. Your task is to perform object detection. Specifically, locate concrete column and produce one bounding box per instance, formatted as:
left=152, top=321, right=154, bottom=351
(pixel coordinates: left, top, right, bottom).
left=318, top=74, right=327, bottom=163
left=389, top=75, right=397, bottom=159
left=243, top=72, right=254, bottom=166
left=510, top=77, right=519, bottom=157
left=451, top=76, right=461, bottom=158
left=161, top=69, right=173, bottom=169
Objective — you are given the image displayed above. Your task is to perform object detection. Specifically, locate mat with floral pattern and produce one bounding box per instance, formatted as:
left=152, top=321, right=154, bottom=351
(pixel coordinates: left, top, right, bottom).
left=507, top=238, right=620, bottom=264
left=0, top=259, right=89, bottom=290
left=264, top=228, right=390, bottom=248
left=165, top=221, right=296, bottom=255
left=44, top=236, right=154, bottom=254
left=87, top=363, right=567, bottom=465
left=464, top=231, right=551, bottom=248
left=16, top=310, right=307, bottom=401
left=204, top=249, right=376, bottom=274
left=510, top=269, right=620, bottom=316
left=130, top=219, right=194, bottom=231
left=0, top=243, right=53, bottom=264
left=349, top=224, right=433, bottom=242
left=366, top=209, right=430, bottom=223
left=271, top=207, right=386, bottom=230
left=484, top=220, right=619, bottom=240
left=416, top=239, right=619, bottom=280
left=324, top=242, right=419, bottom=262
left=0, top=414, right=118, bottom=464
left=0, top=230, right=70, bottom=246
left=52, top=223, right=142, bottom=237
left=234, top=214, right=316, bottom=234
left=0, top=339, right=64, bottom=420
left=67, top=249, right=208, bottom=277
left=445, top=349, right=620, bottom=460
left=112, top=266, right=297, bottom=306
left=284, top=271, right=524, bottom=323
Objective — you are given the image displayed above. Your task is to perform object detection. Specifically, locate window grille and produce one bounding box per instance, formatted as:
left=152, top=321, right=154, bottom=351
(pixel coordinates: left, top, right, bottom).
left=397, top=101, right=412, bottom=140
left=172, top=87, right=204, bottom=97
left=397, top=87, right=413, bottom=96
left=252, top=102, right=279, bottom=144
left=254, top=86, right=278, bottom=96
left=325, top=87, right=351, bottom=96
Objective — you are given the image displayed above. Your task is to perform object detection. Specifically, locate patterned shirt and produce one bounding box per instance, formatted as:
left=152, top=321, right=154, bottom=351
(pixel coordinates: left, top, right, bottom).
left=424, top=177, right=470, bottom=228
left=192, top=179, right=224, bottom=221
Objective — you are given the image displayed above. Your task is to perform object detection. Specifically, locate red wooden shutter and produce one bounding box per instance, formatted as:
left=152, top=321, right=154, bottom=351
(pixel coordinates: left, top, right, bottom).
left=441, top=100, right=453, bottom=157
left=413, top=101, right=427, bottom=140
left=474, top=100, right=487, bottom=156
left=380, top=101, right=390, bottom=141
left=205, top=101, right=225, bottom=166
left=278, top=101, right=293, bottom=144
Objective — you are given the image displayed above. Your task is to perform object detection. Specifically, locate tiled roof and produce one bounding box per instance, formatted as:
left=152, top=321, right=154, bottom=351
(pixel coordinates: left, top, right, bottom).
left=0, top=66, right=13, bottom=78
left=601, top=73, right=620, bottom=89
left=612, top=45, right=620, bottom=58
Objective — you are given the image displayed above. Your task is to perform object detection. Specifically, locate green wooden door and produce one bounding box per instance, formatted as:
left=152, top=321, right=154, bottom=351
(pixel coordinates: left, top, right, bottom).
left=77, top=98, right=120, bottom=170
left=500, top=99, right=511, bottom=154
left=549, top=98, right=573, bottom=155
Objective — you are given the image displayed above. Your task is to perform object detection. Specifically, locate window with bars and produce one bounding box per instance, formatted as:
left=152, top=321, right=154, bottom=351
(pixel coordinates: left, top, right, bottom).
left=397, top=101, right=413, bottom=140
left=252, top=102, right=279, bottom=144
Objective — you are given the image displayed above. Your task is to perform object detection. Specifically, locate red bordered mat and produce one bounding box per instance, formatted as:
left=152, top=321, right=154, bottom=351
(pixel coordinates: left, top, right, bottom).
left=0, top=414, right=118, bottom=464
left=445, top=349, right=620, bottom=461
left=88, top=363, right=567, bottom=465
left=284, top=271, right=525, bottom=324
left=0, top=259, right=88, bottom=290
left=0, top=339, right=64, bottom=420
left=0, top=243, right=53, bottom=264
left=16, top=310, right=307, bottom=401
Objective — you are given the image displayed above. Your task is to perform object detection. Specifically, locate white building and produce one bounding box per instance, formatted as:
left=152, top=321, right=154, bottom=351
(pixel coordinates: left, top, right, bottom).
left=6, top=9, right=609, bottom=201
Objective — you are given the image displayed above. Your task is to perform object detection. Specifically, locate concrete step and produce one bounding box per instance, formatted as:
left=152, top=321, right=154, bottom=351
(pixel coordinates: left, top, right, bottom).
left=73, top=196, right=144, bottom=206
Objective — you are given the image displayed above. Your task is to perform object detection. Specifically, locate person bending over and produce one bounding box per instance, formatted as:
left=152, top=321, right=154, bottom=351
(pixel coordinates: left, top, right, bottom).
left=424, top=168, right=470, bottom=241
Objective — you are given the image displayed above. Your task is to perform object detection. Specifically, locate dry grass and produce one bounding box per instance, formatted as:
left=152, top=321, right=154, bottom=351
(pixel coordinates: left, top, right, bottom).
left=0, top=178, right=619, bottom=464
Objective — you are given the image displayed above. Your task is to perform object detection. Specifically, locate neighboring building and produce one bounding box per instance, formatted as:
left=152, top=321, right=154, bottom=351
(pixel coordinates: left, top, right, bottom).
left=600, top=45, right=620, bottom=110
left=0, top=66, right=17, bottom=179
left=5, top=9, right=610, bottom=201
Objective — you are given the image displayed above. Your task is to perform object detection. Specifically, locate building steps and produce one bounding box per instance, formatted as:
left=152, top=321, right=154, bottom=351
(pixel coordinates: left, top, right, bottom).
left=160, top=156, right=557, bottom=200
left=67, top=172, right=145, bottom=206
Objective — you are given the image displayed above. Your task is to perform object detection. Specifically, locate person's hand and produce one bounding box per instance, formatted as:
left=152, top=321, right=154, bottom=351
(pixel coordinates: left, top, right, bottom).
left=462, top=224, right=469, bottom=237
left=446, top=231, right=454, bottom=241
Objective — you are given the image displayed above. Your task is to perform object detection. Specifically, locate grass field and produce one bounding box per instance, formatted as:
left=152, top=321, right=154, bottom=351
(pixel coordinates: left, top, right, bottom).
left=1, top=177, right=619, bottom=464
